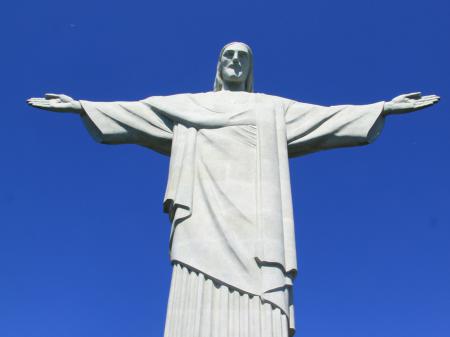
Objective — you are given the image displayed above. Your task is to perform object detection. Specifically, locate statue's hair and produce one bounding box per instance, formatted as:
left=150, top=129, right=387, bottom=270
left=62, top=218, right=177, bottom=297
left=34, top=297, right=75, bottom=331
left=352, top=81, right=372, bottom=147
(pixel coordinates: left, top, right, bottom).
left=213, top=42, right=254, bottom=93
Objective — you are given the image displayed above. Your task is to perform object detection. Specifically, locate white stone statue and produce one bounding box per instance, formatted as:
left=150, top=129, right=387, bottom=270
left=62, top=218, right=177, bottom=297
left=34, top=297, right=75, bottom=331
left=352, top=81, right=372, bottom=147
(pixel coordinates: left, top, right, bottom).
left=28, top=42, right=439, bottom=337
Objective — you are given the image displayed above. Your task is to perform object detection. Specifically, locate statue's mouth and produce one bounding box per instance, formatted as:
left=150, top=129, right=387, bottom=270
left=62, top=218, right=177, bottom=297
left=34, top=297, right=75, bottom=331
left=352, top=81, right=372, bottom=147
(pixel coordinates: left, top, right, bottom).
left=228, top=64, right=241, bottom=72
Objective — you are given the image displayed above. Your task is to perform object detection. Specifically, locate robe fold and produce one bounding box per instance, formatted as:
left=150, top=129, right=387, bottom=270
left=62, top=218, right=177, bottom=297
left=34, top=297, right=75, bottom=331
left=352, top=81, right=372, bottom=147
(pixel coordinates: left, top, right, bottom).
left=80, top=91, right=385, bottom=336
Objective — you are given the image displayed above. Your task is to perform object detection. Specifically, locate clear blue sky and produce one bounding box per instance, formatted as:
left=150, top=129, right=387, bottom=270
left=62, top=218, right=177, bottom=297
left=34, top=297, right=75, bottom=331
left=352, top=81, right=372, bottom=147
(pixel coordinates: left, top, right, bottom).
left=1, top=0, right=449, bottom=336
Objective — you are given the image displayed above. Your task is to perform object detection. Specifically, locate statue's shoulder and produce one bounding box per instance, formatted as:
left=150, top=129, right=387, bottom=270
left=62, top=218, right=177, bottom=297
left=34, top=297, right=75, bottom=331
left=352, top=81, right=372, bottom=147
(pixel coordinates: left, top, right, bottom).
left=140, top=93, right=204, bottom=111
left=142, top=92, right=195, bottom=103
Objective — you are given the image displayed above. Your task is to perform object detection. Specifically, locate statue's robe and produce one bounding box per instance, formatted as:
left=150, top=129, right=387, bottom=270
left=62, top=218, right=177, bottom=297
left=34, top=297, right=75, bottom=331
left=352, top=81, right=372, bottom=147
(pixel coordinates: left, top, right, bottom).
left=80, top=91, right=385, bottom=337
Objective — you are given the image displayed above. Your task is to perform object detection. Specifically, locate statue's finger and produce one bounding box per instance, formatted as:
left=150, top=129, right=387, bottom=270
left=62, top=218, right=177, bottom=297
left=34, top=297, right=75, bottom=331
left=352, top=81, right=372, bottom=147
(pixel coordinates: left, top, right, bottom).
left=28, top=101, right=46, bottom=105
left=28, top=99, right=56, bottom=104
left=31, top=101, right=51, bottom=107
left=405, top=92, right=422, bottom=99
left=27, top=98, right=46, bottom=102
left=29, top=104, right=53, bottom=111
left=30, top=97, right=57, bottom=100
left=45, top=93, right=61, bottom=99
left=418, top=97, right=439, bottom=104
left=415, top=101, right=436, bottom=109
left=421, top=95, right=439, bottom=100
left=30, top=100, right=51, bottom=105
left=415, top=101, right=431, bottom=107
left=420, top=99, right=440, bottom=106
left=29, top=98, right=61, bottom=105
left=31, top=104, right=48, bottom=109
left=421, top=95, right=440, bottom=102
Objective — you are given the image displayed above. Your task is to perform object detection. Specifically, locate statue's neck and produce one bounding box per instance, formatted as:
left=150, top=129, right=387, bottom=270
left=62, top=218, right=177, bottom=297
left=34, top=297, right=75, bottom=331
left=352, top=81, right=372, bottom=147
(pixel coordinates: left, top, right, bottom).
left=221, top=81, right=246, bottom=92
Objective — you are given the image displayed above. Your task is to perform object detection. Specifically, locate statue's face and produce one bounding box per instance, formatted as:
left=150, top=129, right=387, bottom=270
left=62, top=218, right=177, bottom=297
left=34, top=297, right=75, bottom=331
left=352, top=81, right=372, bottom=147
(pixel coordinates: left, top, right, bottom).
left=220, top=43, right=250, bottom=85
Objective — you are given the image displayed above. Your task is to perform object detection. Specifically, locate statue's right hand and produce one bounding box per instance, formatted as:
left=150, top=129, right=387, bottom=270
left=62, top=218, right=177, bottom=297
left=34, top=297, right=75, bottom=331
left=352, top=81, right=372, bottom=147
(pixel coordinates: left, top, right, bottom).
left=27, top=93, right=83, bottom=113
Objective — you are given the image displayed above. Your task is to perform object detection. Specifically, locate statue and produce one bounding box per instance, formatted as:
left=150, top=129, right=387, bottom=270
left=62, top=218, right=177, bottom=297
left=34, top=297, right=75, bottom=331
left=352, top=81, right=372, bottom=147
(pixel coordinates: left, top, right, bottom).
left=27, top=42, right=439, bottom=337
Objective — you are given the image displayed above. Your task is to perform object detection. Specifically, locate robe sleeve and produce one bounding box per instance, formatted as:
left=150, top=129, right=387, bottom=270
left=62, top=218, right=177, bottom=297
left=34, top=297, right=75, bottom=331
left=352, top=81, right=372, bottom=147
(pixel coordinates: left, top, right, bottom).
left=285, top=101, right=385, bottom=157
left=79, top=100, right=173, bottom=155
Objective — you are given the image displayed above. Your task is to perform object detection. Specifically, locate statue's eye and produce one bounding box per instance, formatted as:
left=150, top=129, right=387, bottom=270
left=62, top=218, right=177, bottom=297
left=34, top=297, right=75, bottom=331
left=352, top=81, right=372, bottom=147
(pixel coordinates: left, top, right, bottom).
left=238, top=51, right=248, bottom=58
left=223, top=51, right=234, bottom=58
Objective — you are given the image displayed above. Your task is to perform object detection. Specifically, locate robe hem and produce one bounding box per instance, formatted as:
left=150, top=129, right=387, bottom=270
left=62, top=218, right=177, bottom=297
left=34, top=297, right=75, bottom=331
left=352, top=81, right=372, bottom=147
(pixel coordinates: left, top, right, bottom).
left=170, top=259, right=295, bottom=335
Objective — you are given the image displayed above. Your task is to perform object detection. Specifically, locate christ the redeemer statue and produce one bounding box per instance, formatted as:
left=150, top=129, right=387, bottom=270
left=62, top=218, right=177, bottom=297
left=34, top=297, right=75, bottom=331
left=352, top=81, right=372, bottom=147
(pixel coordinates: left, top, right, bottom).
left=28, top=42, right=439, bottom=337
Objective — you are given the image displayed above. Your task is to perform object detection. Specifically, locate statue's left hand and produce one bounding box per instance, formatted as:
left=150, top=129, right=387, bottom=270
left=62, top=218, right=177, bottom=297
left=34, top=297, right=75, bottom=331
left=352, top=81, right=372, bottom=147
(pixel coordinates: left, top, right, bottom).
left=383, top=92, right=440, bottom=115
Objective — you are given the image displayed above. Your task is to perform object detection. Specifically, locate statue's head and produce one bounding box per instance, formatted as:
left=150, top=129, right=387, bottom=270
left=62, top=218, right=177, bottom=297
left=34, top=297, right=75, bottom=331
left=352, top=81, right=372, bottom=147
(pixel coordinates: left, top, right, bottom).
left=214, top=42, right=254, bottom=92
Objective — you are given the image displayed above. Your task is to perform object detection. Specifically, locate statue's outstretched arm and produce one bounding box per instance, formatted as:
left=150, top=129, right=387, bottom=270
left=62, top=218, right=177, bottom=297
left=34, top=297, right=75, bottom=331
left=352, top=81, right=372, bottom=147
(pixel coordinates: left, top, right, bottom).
left=382, top=92, right=440, bottom=116
left=27, top=94, right=83, bottom=114
left=27, top=93, right=174, bottom=154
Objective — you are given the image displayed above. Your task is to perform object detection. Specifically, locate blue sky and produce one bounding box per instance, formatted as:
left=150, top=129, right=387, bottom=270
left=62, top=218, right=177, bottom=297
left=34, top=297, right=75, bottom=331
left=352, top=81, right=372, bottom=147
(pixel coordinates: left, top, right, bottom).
left=1, top=0, right=449, bottom=336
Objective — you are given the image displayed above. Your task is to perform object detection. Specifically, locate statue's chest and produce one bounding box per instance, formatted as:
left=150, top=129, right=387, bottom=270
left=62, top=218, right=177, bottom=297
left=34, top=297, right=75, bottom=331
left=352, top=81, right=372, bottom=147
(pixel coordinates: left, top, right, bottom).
left=190, top=92, right=260, bottom=115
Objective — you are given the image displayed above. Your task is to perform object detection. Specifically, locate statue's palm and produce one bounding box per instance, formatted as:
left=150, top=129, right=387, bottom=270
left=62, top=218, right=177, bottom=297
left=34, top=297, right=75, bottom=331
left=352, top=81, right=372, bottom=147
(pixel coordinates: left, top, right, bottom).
left=27, top=93, right=82, bottom=113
